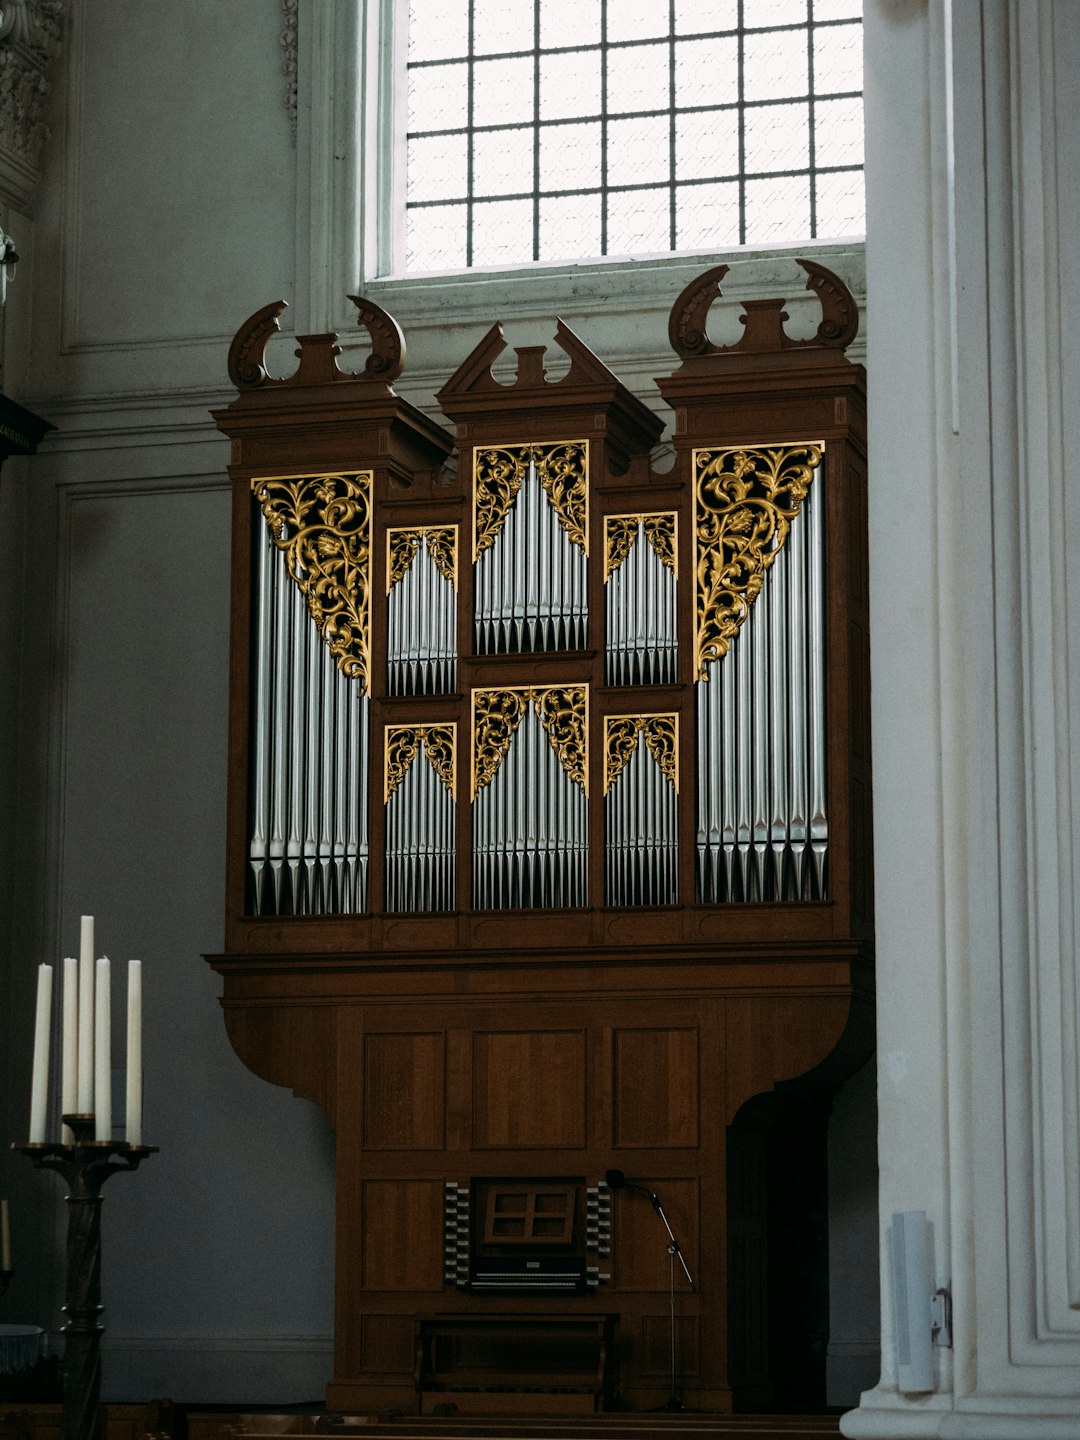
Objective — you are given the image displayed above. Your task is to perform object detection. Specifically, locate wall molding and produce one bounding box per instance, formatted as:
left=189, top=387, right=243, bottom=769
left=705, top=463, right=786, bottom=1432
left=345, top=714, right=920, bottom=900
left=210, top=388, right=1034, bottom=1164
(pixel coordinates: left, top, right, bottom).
left=104, top=1333, right=332, bottom=1351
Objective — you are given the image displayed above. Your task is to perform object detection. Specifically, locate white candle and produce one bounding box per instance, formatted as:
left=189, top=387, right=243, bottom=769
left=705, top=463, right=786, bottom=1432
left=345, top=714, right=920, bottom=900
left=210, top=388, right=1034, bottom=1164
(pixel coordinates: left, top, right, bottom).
left=125, top=960, right=142, bottom=1146
left=77, top=916, right=95, bottom=1112
left=61, top=957, right=78, bottom=1143
left=29, top=963, right=53, bottom=1143
left=1, top=1200, right=10, bottom=1271
left=94, top=956, right=111, bottom=1140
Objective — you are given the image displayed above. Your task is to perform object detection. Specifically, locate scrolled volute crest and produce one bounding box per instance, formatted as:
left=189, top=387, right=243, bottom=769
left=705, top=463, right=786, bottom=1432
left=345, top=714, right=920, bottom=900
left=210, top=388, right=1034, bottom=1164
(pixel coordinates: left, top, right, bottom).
left=346, top=294, right=406, bottom=382
left=668, top=258, right=858, bottom=361
left=668, top=264, right=730, bottom=358
left=228, top=300, right=289, bottom=389
left=227, top=295, right=407, bottom=391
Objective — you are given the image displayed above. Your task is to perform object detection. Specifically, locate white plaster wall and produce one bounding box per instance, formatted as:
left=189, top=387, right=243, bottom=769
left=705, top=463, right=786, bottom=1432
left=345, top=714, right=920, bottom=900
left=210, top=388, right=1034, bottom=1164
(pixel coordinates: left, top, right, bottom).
left=0, top=0, right=878, bottom=1407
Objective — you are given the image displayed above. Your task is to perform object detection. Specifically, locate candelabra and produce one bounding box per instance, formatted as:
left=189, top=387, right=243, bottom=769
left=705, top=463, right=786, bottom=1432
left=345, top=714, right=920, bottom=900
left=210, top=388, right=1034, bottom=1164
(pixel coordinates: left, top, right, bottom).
left=13, top=1115, right=156, bottom=1440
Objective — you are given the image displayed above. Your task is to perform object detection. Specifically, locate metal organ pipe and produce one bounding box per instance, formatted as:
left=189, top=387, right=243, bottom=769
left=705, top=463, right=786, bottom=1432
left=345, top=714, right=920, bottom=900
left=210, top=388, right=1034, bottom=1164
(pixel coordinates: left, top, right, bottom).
left=247, top=440, right=827, bottom=919
left=387, top=539, right=456, bottom=696
left=247, top=518, right=369, bottom=917
left=605, top=523, right=677, bottom=685
left=605, top=740, right=678, bottom=907
left=249, top=528, right=273, bottom=915
left=787, top=495, right=809, bottom=898
left=268, top=528, right=292, bottom=914
left=475, top=462, right=586, bottom=654
left=807, top=474, right=828, bottom=898
left=695, top=465, right=828, bottom=903
left=472, top=704, right=586, bottom=910
left=385, top=744, right=455, bottom=914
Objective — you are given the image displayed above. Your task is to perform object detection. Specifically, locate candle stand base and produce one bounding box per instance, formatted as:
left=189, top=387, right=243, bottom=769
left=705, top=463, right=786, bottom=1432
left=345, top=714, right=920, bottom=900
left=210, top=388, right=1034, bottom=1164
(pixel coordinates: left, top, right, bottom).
left=12, top=1116, right=156, bottom=1440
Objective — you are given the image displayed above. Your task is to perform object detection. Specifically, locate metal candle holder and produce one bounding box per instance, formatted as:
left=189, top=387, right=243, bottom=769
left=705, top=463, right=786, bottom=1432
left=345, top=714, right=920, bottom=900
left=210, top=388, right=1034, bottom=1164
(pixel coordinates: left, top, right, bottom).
left=12, top=1114, right=156, bottom=1440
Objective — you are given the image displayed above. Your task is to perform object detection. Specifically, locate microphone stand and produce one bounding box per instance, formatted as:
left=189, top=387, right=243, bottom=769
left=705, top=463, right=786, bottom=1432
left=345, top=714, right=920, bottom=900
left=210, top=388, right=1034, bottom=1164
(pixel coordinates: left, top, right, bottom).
left=609, top=1173, right=695, bottom=1411
left=645, top=1187, right=695, bottom=1411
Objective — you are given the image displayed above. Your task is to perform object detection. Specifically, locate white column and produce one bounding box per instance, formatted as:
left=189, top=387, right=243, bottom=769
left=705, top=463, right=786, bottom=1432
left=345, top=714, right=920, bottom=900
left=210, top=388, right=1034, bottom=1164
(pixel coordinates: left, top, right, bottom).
left=845, top=2, right=1080, bottom=1436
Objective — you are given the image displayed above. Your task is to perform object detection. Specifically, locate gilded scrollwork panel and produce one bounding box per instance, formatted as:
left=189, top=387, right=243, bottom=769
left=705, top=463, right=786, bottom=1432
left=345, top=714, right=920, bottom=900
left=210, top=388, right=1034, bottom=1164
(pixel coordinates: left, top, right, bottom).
left=604, top=714, right=679, bottom=795
left=473, top=440, right=588, bottom=560
left=385, top=723, right=457, bottom=802
left=424, top=527, right=458, bottom=587
left=535, top=442, right=589, bottom=554
left=472, top=685, right=589, bottom=798
left=252, top=471, right=372, bottom=690
left=533, top=685, right=589, bottom=795
left=693, top=443, right=822, bottom=681
left=471, top=688, right=530, bottom=798
left=604, top=512, right=678, bottom=581
left=386, top=525, right=458, bottom=593
left=642, top=513, right=677, bottom=574
left=420, top=724, right=457, bottom=796
left=473, top=447, right=526, bottom=559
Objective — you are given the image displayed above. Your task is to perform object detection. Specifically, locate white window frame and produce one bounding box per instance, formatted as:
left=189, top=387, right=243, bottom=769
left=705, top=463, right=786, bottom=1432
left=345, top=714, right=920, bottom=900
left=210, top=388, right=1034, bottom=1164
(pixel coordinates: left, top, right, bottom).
left=295, top=0, right=865, bottom=376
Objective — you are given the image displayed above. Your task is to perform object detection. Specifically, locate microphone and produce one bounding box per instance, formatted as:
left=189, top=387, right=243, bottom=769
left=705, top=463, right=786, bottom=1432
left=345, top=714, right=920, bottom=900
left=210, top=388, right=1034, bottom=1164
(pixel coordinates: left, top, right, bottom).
left=605, top=1169, right=660, bottom=1211
left=605, top=1169, right=696, bottom=1294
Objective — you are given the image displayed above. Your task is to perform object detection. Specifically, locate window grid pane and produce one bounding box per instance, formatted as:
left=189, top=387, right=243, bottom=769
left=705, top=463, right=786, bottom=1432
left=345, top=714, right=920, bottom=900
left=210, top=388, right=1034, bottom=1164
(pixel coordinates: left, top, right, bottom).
left=405, top=0, right=863, bottom=273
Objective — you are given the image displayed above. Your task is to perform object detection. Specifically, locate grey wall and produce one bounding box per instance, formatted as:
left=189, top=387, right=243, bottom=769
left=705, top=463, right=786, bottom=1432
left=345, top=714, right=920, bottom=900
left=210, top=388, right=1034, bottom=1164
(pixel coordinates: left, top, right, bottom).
left=0, top=0, right=877, bottom=1406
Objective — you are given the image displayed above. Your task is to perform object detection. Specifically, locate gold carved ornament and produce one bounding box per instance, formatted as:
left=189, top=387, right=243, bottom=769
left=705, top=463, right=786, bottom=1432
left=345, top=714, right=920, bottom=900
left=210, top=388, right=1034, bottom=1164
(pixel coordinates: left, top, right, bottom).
left=694, top=444, right=822, bottom=681
left=536, top=442, right=589, bottom=554
left=604, top=714, right=679, bottom=795
left=473, top=441, right=588, bottom=560
left=385, top=724, right=457, bottom=802
left=472, top=685, right=588, bottom=799
left=386, top=526, right=458, bottom=593
left=604, top=512, right=678, bottom=581
left=252, top=472, right=372, bottom=690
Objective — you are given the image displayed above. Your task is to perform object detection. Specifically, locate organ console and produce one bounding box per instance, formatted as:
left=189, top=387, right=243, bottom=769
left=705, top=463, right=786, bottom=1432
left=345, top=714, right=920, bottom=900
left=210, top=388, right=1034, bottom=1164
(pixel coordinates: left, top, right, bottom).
left=209, top=259, right=872, bottom=1414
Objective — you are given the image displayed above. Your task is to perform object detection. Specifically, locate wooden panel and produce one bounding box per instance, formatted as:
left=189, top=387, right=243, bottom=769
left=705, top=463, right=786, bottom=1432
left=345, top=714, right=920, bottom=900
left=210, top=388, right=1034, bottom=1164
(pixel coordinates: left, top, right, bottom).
left=361, top=1180, right=444, bottom=1291
left=642, top=1314, right=700, bottom=1376
left=724, top=996, right=852, bottom=1123
left=363, top=1031, right=445, bottom=1149
left=613, top=1026, right=699, bottom=1148
left=360, top=1314, right=415, bottom=1373
left=613, top=1176, right=699, bottom=1292
left=473, top=1029, right=587, bottom=1149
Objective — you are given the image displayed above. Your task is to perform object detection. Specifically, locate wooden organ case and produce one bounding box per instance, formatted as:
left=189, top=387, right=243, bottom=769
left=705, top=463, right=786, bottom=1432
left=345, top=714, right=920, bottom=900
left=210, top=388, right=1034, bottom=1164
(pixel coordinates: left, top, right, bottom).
left=209, top=261, right=872, bottom=1416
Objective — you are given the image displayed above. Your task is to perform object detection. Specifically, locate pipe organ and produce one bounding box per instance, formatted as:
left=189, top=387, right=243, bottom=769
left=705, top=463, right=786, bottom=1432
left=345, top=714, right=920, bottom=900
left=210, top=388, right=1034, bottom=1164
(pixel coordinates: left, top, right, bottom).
left=211, top=263, right=872, bottom=1415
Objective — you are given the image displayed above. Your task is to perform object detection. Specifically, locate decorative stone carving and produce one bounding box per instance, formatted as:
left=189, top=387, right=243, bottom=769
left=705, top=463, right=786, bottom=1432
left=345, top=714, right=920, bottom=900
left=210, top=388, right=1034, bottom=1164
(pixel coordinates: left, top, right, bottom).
left=0, top=0, right=64, bottom=206
left=281, top=0, right=297, bottom=141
